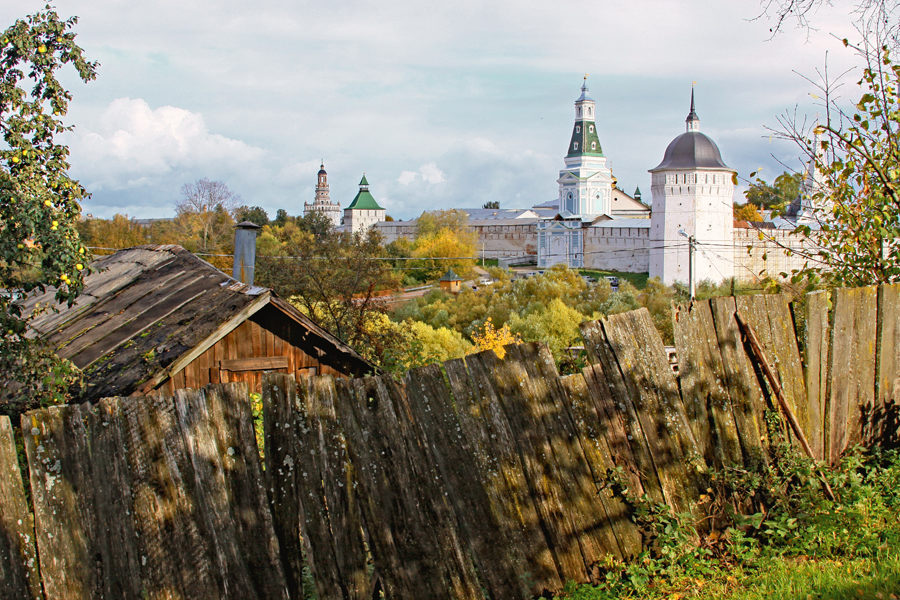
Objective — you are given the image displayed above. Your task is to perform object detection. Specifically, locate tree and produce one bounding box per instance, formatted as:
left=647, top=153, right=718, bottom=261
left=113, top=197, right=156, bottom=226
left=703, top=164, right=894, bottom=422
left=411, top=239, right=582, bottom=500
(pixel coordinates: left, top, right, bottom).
left=0, top=5, right=98, bottom=414
left=233, top=205, right=268, bottom=227
left=255, top=224, right=401, bottom=363
left=412, top=209, right=477, bottom=278
left=774, top=41, right=900, bottom=285
left=744, top=171, right=802, bottom=211
left=482, top=201, right=500, bottom=209
left=177, top=178, right=240, bottom=253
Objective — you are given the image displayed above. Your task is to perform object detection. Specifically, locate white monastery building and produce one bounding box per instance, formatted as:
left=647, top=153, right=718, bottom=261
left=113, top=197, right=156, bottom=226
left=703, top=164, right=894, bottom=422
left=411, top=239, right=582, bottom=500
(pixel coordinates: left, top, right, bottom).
left=648, top=91, right=736, bottom=285
left=303, top=162, right=342, bottom=227
left=361, top=79, right=825, bottom=285
left=343, top=174, right=386, bottom=234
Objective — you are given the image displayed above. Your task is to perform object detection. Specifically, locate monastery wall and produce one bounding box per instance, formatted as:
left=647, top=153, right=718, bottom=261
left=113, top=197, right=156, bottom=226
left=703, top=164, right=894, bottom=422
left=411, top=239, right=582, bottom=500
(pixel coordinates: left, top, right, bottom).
left=375, top=221, right=538, bottom=259
left=583, top=226, right=651, bottom=273
left=732, top=226, right=820, bottom=283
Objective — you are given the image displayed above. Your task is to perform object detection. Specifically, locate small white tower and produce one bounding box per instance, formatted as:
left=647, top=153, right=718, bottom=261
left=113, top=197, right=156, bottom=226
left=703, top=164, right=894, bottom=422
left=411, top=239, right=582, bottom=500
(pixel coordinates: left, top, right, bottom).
left=556, top=76, right=613, bottom=217
left=649, top=90, right=736, bottom=285
left=303, top=162, right=342, bottom=227
left=343, top=174, right=386, bottom=234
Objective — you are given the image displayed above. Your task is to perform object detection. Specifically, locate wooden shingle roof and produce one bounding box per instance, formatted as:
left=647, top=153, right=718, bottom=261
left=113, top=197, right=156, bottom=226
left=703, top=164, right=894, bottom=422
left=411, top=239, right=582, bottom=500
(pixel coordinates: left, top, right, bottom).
left=23, top=245, right=372, bottom=401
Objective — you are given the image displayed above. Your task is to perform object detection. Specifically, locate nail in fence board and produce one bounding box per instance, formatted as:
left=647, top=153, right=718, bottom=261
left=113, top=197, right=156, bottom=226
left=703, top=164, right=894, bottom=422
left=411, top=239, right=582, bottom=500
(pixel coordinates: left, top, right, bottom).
left=0, top=416, right=41, bottom=599
left=828, top=287, right=878, bottom=464
left=876, top=284, right=900, bottom=444
left=804, top=290, right=830, bottom=460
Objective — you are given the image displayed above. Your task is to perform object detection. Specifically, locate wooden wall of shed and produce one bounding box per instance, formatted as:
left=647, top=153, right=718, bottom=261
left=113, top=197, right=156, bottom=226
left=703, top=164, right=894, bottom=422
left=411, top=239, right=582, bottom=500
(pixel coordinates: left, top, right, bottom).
left=157, top=315, right=345, bottom=396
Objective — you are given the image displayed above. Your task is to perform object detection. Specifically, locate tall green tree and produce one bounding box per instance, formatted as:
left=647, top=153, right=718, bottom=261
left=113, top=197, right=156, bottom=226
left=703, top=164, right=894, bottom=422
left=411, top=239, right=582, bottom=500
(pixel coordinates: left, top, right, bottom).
left=0, top=5, right=97, bottom=414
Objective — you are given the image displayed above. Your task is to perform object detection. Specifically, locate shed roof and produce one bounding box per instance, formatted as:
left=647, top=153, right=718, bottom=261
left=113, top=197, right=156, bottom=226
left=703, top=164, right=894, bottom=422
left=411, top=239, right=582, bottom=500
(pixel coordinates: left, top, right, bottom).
left=22, top=245, right=372, bottom=401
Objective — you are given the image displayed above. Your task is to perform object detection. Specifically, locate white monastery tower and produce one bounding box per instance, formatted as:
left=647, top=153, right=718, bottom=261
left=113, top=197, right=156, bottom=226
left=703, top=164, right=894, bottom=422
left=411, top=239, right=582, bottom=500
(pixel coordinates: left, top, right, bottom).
left=649, top=91, right=736, bottom=285
left=537, top=77, right=613, bottom=269
left=303, top=162, right=342, bottom=227
left=557, top=76, right=613, bottom=217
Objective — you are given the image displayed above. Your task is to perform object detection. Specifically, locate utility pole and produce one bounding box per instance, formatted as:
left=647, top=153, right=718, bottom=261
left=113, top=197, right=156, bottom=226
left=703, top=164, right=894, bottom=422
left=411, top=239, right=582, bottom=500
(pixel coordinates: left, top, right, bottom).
left=688, top=234, right=695, bottom=300
left=679, top=229, right=696, bottom=300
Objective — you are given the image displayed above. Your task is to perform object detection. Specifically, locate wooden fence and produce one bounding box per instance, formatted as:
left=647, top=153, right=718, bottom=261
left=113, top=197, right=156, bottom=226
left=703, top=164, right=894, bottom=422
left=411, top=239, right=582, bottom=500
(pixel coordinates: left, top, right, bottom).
left=1, top=284, right=898, bottom=599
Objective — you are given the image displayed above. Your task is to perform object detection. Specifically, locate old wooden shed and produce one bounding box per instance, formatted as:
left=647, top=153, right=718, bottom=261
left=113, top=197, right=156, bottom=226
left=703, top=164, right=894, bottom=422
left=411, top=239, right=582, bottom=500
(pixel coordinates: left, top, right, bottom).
left=24, top=245, right=372, bottom=401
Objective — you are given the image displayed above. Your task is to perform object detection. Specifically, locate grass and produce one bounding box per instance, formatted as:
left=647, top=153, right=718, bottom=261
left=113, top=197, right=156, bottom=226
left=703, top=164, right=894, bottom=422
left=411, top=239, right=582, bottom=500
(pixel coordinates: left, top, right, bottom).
left=579, top=269, right=649, bottom=289
left=556, top=442, right=900, bottom=600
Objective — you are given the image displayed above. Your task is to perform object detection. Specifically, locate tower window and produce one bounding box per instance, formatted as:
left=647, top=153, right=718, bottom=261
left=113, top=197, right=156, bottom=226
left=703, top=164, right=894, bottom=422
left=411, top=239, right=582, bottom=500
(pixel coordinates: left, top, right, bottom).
left=573, top=142, right=579, bottom=150
left=591, top=142, right=596, bottom=150
left=576, top=125, right=581, bottom=133
left=589, top=125, right=594, bottom=132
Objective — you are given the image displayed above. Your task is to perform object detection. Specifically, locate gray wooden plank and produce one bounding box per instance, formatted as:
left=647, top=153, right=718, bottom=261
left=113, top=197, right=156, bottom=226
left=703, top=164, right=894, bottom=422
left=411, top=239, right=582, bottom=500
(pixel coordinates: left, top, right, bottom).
left=828, top=286, right=878, bottom=463
left=556, top=370, right=643, bottom=560
left=579, top=319, right=667, bottom=506
left=515, top=343, right=625, bottom=566
left=406, top=363, right=528, bottom=597
left=0, top=416, right=41, bottom=599
left=876, top=283, right=900, bottom=445
left=444, top=355, right=561, bottom=594
left=262, top=373, right=309, bottom=599
left=803, top=290, right=830, bottom=460
left=674, top=300, right=742, bottom=468
left=709, top=297, right=768, bottom=469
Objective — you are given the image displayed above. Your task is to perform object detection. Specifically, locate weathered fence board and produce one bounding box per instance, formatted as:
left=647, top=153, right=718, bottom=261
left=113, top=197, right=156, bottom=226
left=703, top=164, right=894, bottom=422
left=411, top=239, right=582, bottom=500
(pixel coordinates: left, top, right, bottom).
left=558, top=371, right=643, bottom=558
left=444, top=355, right=561, bottom=593
left=508, top=343, right=622, bottom=570
left=406, top=364, right=529, bottom=598
left=674, top=301, right=742, bottom=468
left=0, top=416, right=40, bottom=600
left=262, top=373, right=310, bottom=598
left=21, top=386, right=287, bottom=600
left=828, top=287, right=878, bottom=463
left=804, top=290, right=830, bottom=460
left=876, top=283, right=900, bottom=444
left=580, top=319, right=667, bottom=507
left=593, top=309, right=700, bottom=514
left=709, top=297, right=768, bottom=468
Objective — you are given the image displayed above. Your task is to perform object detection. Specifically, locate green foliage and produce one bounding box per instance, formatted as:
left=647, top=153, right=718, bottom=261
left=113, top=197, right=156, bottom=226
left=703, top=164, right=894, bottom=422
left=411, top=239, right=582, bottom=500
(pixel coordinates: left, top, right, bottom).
left=558, top=438, right=900, bottom=600
left=233, top=205, right=269, bottom=227
left=392, top=266, right=682, bottom=368
left=780, top=43, right=900, bottom=286
left=744, top=171, right=802, bottom=211
left=0, top=5, right=97, bottom=415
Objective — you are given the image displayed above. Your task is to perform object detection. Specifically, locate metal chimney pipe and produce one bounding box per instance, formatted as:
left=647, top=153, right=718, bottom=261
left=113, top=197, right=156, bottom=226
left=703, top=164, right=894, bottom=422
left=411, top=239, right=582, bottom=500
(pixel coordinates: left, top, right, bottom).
left=233, top=221, right=262, bottom=285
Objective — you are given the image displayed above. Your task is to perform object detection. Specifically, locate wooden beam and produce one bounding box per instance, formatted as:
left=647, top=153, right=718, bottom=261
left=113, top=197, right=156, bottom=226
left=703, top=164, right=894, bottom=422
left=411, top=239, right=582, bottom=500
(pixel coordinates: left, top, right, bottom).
left=219, top=356, right=288, bottom=372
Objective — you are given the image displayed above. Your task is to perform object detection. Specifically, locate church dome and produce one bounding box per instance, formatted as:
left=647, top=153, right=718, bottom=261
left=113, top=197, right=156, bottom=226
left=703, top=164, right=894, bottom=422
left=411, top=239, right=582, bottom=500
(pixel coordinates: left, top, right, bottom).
left=651, top=131, right=731, bottom=171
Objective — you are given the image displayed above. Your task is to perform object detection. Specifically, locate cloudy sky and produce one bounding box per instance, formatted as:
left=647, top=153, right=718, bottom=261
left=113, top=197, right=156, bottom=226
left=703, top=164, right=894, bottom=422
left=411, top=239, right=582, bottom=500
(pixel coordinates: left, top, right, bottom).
left=3, top=0, right=866, bottom=220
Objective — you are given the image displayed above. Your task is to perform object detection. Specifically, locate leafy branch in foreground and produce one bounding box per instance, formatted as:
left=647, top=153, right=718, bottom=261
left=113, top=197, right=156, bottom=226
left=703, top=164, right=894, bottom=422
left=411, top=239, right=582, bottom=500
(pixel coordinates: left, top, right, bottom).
left=772, top=39, right=900, bottom=286
left=0, top=5, right=97, bottom=415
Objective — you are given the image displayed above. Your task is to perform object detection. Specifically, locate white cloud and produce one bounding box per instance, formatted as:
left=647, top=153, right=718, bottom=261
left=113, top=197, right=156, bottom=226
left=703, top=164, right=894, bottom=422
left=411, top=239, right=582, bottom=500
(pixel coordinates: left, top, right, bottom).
left=68, top=98, right=265, bottom=191
left=397, top=163, right=446, bottom=186
left=397, top=171, right=418, bottom=186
